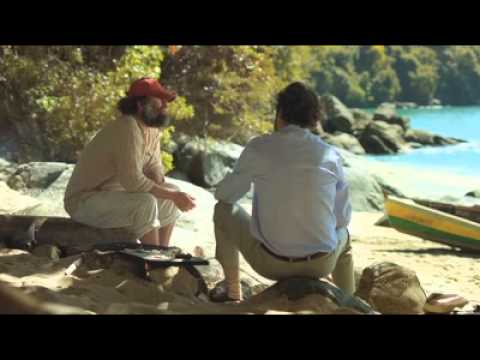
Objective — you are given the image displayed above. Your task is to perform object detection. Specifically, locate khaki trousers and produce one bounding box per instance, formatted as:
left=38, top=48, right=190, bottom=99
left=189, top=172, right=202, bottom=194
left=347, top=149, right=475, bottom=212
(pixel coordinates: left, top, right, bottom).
left=214, top=201, right=355, bottom=295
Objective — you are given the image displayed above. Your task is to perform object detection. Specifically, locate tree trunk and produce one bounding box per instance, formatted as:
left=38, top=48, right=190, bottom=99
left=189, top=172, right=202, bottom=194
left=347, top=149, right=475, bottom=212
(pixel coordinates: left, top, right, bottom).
left=0, top=215, right=136, bottom=255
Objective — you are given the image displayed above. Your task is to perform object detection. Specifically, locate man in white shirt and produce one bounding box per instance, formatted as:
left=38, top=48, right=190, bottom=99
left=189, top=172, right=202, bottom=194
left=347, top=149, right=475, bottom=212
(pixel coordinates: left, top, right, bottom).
left=211, top=82, right=354, bottom=302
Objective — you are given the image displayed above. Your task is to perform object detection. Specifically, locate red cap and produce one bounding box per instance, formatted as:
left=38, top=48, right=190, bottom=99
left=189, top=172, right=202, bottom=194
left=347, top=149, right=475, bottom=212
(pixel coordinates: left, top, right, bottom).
left=127, top=78, right=177, bottom=102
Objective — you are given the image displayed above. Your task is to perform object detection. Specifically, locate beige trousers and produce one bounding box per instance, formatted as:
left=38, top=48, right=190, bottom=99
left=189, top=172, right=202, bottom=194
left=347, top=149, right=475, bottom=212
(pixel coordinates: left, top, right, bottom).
left=70, top=191, right=180, bottom=239
left=214, top=201, right=355, bottom=295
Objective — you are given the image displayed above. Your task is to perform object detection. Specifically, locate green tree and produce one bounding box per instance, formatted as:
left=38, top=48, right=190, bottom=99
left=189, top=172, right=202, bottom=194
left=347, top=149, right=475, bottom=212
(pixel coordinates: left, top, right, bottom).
left=160, top=46, right=282, bottom=144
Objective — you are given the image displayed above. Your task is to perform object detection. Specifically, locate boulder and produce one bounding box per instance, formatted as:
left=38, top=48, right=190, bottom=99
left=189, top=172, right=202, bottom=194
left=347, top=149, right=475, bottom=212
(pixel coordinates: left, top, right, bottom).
left=373, top=104, right=411, bottom=131
left=360, top=121, right=405, bottom=154
left=7, top=162, right=69, bottom=192
left=319, top=95, right=356, bottom=134
left=322, top=132, right=366, bottom=155
left=244, top=277, right=376, bottom=314
left=0, top=160, right=16, bottom=183
left=344, top=167, right=384, bottom=211
left=173, top=137, right=244, bottom=188
left=16, top=166, right=74, bottom=217
left=337, top=149, right=406, bottom=211
left=350, top=109, right=373, bottom=136
left=404, top=129, right=464, bottom=146
left=355, top=262, right=427, bottom=314
left=0, top=181, right=41, bottom=215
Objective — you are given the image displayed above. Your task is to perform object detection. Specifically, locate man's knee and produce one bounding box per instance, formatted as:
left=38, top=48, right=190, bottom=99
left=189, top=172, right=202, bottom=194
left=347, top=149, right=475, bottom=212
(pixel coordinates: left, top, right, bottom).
left=136, top=193, right=158, bottom=218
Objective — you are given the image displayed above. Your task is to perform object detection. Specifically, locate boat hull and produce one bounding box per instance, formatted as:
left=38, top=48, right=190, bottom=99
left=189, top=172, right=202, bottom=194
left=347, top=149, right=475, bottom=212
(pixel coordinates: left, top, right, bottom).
left=385, top=197, right=480, bottom=252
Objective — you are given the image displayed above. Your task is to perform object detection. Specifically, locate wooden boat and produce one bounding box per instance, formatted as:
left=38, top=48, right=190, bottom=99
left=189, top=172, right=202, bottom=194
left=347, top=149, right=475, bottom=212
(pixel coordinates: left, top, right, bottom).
left=384, top=195, right=480, bottom=252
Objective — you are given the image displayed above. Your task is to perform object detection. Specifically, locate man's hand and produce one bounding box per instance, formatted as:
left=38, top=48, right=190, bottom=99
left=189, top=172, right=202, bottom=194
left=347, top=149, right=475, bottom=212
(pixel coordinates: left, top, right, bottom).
left=172, top=191, right=196, bottom=212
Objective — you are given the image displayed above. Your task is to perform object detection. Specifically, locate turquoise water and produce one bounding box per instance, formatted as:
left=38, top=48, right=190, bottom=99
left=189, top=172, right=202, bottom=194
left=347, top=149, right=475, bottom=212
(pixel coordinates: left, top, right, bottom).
left=366, top=107, right=480, bottom=177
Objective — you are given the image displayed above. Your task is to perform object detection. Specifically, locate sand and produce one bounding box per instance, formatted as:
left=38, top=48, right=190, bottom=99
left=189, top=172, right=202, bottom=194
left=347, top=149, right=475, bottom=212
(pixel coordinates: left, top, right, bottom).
left=350, top=212, right=480, bottom=308
left=1, top=209, right=479, bottom=314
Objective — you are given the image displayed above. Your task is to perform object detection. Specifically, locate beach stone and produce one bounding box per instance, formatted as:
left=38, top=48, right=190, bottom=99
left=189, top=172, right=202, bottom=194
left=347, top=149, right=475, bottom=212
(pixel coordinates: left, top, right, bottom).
left=244, top=277, right=376, bottom=314
left=173, top=136, right=243, bottom=188
left=355, top=262, right=427, bottom=314
left=32, top=244, right=62, bottom=261
left=319, top=95, right=355, bottom=134
left=322, top=132, right=366, bottom=155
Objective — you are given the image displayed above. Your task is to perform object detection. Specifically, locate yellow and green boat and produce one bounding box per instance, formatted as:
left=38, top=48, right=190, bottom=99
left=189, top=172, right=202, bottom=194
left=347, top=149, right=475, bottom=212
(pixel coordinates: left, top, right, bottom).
left=384, top=195, right=480, bottom=252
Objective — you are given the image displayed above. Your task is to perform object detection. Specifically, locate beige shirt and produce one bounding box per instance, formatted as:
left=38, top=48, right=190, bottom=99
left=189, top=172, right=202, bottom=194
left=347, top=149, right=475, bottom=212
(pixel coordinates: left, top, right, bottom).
left=64, top=115, right=164, bottom=214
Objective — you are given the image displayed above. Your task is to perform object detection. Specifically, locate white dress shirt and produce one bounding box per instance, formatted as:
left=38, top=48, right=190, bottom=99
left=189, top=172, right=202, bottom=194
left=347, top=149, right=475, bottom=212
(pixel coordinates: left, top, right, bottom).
left=215, top=124, right=352, bottom=257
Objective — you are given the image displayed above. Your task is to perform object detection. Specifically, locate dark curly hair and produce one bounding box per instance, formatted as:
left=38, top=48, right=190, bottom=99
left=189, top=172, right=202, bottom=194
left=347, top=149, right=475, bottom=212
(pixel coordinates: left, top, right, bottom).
left=117, top=96, right=147, bottom=116
left=276, top=82, right=320, bottom=128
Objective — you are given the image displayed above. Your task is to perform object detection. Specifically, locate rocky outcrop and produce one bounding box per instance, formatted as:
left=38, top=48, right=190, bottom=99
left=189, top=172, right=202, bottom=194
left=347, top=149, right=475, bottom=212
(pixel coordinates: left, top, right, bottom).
left=317, top=97, right=465, bottom=155
left=404, top=129, right=464, bottom=147
left=355, top=262, right=427, bottom=314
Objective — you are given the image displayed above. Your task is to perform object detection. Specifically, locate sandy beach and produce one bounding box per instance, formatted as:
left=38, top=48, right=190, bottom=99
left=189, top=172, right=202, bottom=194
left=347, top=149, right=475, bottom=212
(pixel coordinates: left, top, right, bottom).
left=1, top=208, right=479, bottom=314
left=1, top=160, right=479, bottom=314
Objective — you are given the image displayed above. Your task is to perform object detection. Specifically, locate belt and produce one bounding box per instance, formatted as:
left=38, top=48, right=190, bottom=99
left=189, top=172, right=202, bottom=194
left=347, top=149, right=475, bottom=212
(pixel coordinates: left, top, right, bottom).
left=260, top=243, right=329, bottom=263
left=259, top=228, right=350, bottom=263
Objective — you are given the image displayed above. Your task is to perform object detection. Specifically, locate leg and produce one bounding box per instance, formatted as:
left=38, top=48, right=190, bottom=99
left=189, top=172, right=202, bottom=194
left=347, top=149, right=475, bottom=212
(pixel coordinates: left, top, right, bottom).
left=141, top=228, right=160, bottom=246
left=156, top=196, right=181, bottom=248
left=213, top=201, right=264, bottom=301
left=70, top=191, right=161, bottom=244
left=331, top=228, right=355, bottom=295
left=158, top=222, right=176, bottom=247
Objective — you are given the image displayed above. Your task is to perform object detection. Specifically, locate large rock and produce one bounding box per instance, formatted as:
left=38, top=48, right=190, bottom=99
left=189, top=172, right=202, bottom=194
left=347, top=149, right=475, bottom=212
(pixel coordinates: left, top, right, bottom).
left=16, top=166, right=74, bottom=217
left=360, top=121, right=405, bottom=154
left=350, top=109, right=373, bottom=136
left=0, top=159, right=16, bottom=183
left=355, top=262, right=427, bottom=314
left=0, top=181, right=41, bottom=215
left=319, top=95, right=356, bottom=134
left=322, top=132, right=366, bottom=155
left=244, top=277, right=376, bottom=314
left=173, top=136, right=244, bottom=188
left=343, top=166, right=384, bottom=211
left=373, top=104, right=411, bottom=131
left=7, top=162, right=69, bottom=192
left=338, top=149, right=405, bottom=211
left=405, top=129, right=464, bottom=147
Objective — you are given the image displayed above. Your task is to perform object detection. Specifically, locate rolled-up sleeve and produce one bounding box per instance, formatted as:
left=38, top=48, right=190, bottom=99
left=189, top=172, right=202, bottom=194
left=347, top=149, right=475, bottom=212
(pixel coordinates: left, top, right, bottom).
left=215, top=142, right=257, bottom=204
left=114, top=120, right=155, bottom=193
